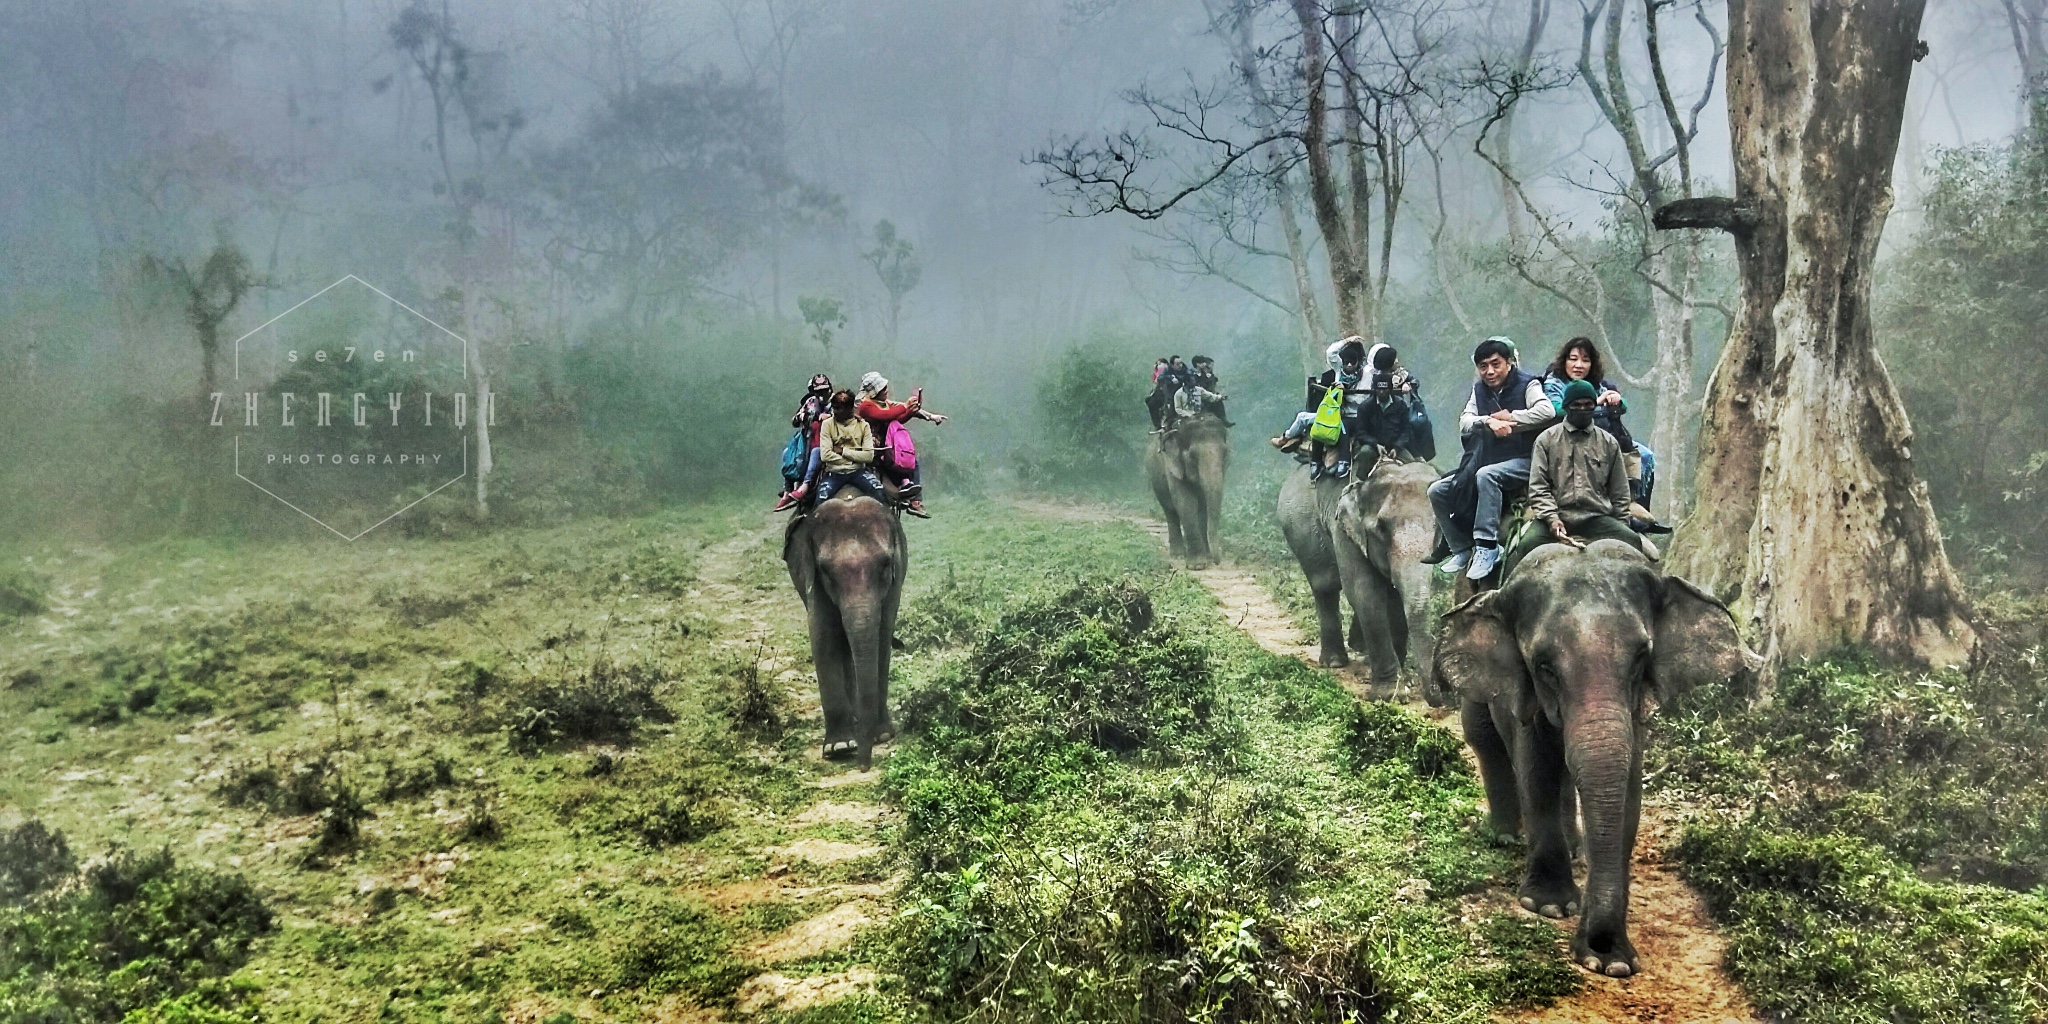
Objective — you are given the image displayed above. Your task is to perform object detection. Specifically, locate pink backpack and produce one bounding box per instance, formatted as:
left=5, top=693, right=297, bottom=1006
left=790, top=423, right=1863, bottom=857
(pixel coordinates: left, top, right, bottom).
left=885, top=419, right=917, bottom=472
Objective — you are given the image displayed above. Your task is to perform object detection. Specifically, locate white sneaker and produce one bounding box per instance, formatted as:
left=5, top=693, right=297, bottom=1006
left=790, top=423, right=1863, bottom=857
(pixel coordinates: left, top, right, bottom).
left=1466, top=545, right=1501, bottom=580
left=1441, top=549, right=1472, bottom=574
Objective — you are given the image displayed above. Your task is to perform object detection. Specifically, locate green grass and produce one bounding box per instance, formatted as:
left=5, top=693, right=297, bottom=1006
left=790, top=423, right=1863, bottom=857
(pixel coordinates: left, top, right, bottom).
left=0, top=501, right=851, bottom=1023
left=0, top=492, right=1772, bottom=1022
left=882, top=506, right=1578, bottom=1023
left=1654, top=604, right=2048, bottom=1023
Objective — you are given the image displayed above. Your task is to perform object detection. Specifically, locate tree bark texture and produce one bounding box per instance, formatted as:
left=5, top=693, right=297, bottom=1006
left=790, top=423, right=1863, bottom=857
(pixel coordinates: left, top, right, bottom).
left=1670, top=0, right=1972, bottom=668
left=1292, top=0, right=1369, bottom=338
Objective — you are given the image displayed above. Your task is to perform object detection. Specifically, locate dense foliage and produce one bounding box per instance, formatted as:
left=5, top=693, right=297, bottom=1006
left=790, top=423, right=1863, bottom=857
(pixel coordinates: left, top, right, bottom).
left=1656, top=599, right=2048, bottom=1021
left=1882, top=103, right=2048, bottom=580
left=0, top=824, right=273, bottom=1024
left=884, top=566, right=1579, bottom=1023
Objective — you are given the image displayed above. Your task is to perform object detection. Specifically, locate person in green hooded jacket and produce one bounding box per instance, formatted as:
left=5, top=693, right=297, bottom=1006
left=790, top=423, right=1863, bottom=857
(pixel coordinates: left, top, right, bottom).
left=1499, top=379, right=1646, bottom=579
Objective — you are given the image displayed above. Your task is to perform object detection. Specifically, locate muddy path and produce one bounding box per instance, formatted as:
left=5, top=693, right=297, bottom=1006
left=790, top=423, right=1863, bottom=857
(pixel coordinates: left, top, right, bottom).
left=670, top=515, right=895, bottom=1019
left=1010, top=495, right=1759, bottom=1024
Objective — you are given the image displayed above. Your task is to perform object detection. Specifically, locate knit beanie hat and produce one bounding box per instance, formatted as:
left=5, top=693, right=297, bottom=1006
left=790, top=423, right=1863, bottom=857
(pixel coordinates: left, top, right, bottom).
left=1563, top=379, right=1599, bottom=405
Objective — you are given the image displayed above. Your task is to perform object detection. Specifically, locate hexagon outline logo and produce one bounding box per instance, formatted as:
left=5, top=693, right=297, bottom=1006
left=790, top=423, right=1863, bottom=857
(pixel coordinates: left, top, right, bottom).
left=225, top=274, right=477, bottom=541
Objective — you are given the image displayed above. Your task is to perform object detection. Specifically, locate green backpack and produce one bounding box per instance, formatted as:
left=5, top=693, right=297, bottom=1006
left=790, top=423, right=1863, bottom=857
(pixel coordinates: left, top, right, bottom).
left=1309, top=384, right=1346, bottom=445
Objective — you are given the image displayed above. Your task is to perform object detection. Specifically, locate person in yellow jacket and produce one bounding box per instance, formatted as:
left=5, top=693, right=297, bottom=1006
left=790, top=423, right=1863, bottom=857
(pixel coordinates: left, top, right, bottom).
left=813, top=390, right=889, bottom=504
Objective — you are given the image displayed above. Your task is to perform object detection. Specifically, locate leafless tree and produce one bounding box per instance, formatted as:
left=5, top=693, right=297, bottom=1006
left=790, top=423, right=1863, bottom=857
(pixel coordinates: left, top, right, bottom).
left=390, top=0, right=524, bottom=517
left=1037, top=0, right=1453, bottom=369
left=1655, top=0, right=1973, bottom=673
left=1471, top=0, right=1725, bottom=519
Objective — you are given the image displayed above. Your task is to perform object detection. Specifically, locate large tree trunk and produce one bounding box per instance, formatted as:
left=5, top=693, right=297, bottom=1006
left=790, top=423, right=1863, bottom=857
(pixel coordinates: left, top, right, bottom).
left=1216, top=0, right=1328, bottom=369
left=1662, top=0, right=1972, bottom=669
left=1291, top=0, right=1369, bottom=338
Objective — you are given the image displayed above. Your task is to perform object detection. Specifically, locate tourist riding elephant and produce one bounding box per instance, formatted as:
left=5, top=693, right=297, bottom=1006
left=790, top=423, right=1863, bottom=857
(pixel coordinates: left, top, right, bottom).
left=1432, top=540, right=1756, bottom=978
left=784, top=492, right=909, bottom=770
left=1332, top=459, right=1440, bottom=697
left=1146, top=412, right=1229, bottom=566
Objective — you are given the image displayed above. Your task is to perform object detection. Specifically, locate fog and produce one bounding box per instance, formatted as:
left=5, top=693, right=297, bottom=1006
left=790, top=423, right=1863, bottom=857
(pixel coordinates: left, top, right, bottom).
left=0, top=0, right=2041, bottom=547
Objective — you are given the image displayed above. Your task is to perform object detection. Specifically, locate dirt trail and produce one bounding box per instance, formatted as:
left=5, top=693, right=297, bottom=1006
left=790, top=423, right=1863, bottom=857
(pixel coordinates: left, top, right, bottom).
left=679, top=514, right=895, bottom=1018
left=1009, top=497, right=1329, bottom=666
left=1011, top=496, right=1758, bottom=1024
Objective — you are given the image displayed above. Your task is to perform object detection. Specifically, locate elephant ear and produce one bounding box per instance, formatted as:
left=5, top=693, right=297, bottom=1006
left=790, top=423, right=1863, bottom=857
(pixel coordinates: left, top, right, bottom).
left=1432, top=591, right=1525, bottom=707
left=1649, top=575, right=1760, bottom=714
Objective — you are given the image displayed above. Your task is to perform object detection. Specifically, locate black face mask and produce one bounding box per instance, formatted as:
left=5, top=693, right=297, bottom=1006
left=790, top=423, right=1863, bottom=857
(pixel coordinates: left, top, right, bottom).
left=1566, top=407, right=1596, bottom=430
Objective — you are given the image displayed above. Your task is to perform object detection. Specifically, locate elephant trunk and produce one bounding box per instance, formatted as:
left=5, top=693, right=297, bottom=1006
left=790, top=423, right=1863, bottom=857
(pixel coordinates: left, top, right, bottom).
left=1563, top=701, right=1641, bottom=950
left=840, top=593, right=888, bottom=770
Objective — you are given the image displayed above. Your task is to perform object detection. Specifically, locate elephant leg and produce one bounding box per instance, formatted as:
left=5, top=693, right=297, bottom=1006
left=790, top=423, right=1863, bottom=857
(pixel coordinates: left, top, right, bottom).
left=1303, top=557, right=1349, bottom=669
left=1573, top=741, right=1644, bottom=977
left=1335, top=533, right=1401, bottom=693
left=1160, top=501, right=1187, bottom=558
left=1515, top=714, right=1581, bottom=920
left=1178, top=480, right=1212, bottom=566
left=808, top=596, right=856, bottom=751
left=1463, top=700, right=1520, bottom=840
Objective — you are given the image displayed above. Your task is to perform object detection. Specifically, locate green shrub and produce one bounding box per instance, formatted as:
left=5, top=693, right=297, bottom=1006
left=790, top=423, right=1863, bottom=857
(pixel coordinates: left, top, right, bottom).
left=1675, top=821, right=2048, bottom=1024
left=1339, top=700, right=1469, bottom=780
left=1655, top=623, right=2048, bottom=1021
left=0, top=839, right=273, bottom=1024
left=505, top=656, right=672, bottom=752
left=1014, top=342, right=1149, bottom=493
left=0, top=821, right=75, bottom=904
left=0, top=567, right=47, bottom=619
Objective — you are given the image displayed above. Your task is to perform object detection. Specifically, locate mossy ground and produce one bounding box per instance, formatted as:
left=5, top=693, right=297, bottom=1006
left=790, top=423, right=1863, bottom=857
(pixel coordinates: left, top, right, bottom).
left=1, top=497, right=1584, bottom=1023
left=1653, top=598, right=2048, bottom=1023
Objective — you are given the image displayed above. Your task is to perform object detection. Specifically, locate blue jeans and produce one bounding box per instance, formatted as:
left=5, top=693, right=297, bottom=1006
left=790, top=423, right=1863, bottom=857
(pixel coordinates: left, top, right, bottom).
left=815, top=469, right=885, bottom=503
left=1428, top=456, right=1531, bottom=551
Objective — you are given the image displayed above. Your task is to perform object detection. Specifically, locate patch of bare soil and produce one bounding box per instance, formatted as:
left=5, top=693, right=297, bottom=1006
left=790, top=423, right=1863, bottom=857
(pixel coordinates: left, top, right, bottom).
left=793, top=800, right=890, bottom=826
left=1495, top=808, right=1757, bottom=1024
left=1014, top=496, right=1756, bottom=1024
left=747, top=899, right=881, bottom=962
left=767, top=838, right=883, bottom=866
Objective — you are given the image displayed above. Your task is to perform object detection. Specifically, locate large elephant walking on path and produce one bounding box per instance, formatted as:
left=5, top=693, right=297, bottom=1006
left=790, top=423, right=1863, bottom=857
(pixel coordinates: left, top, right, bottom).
left=1146, top=412, right=1229, bottom=566
left=1432, top=541, right=1756, bottom=977
left=1276, top=452, right=1436, bottom=683
left=784, top=493, right=908, bottom=771
left=1333, top=459, right=1440, bottom=696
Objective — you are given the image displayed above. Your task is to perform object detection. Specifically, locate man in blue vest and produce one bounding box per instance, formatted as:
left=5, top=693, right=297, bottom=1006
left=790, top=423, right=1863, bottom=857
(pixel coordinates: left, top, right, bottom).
left=1427, top=336, right=1557, bottom=579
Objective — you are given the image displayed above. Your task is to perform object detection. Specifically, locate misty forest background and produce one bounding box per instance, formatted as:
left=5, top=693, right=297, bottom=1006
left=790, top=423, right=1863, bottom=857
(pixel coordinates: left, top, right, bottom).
left=0, top=0, right=2045, bottom=579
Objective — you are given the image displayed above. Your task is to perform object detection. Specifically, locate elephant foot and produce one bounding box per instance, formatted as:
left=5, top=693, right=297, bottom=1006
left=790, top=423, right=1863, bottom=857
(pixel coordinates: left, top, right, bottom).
left=1572, top=924, right=1639, bottom=978
left=1517, top=875, right=1581, bottom=920
left=1482, top=808, right=1521, bottom=845
left=822, top=739, right=859, bottom=761
left=1319, top=650, right=1350, bottom=669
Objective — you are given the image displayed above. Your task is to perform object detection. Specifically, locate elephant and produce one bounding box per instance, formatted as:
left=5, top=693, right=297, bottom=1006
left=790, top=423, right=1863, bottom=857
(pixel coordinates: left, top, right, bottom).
left=1276, top=450, right=1436, bottom=684
left=1332, top=458, right=1441, bottom=696
left=1146, top=412, right=1230, bottom=565
left=784, top=491, right=909, bottom=770
left=1277, top=464, right=1355, bottom=667
left=1432, top=540, right=1756, bottom=977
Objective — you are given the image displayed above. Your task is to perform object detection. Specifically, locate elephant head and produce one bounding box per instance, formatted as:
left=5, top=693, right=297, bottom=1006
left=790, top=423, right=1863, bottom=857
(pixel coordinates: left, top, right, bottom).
left=1431, top=539, right=1756, bottom=976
